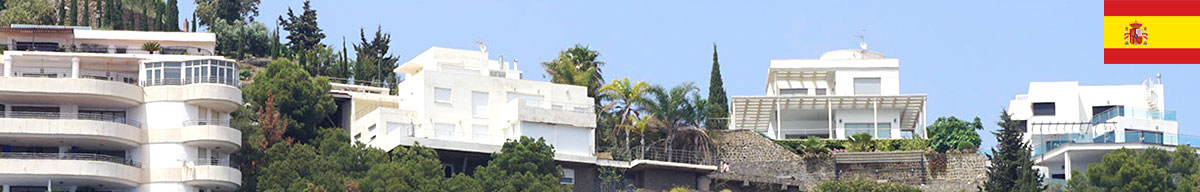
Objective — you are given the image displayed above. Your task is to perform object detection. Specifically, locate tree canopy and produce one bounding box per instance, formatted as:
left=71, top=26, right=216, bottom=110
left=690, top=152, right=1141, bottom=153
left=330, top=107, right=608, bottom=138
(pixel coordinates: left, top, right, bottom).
left=352, top=26, right=399, bottom=86
left=1068, top=145, right=1198, bottom=192
left=243, top=58, right=336, bottom=141
left=705, top=43, right=729, bottom=130
left=194, top=0, right=259, bottom=27
left=0, top=0, right=56, bottom=26
left=279, top=0, right=324, bottom=55
left=926, top=116, right=983, bottom=153
left=982, top=110, right=1044, bottom=192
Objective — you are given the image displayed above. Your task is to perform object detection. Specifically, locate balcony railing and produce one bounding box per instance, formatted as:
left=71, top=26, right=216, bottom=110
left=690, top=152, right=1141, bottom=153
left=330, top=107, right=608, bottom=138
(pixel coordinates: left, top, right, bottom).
left=1091, top=107, right=1177, bottom=124
left=631, top=146, right=718, bottom=165
left=194, top=157, right=239, bottom=168
left=2, top=111, right=140, bottom=128
left=523, top=100, right=593, bottom=114
left=141, top=77, right=239, bottom=87
left=0, top=152, right=141, bottom=167
left=1032, top=132, right=1200, bottom=157
left=184, top=120, right=231, bottom=127
left=8, top=67, right=139, bottom=85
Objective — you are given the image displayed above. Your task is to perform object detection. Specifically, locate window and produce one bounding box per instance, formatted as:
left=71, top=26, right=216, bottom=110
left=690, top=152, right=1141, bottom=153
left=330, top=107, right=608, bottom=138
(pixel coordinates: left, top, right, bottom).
left=845, top=123, right=891, bottom=138
left=435, top=123, right=455, bottom=139
left=561, top=168, right=576, bottom=185
left=435, top=88, right=452, bottom=103
left=853, top=78, right=881, bottom=95
left=472, top=92, right=489, bottom=117
left=144, top=59, right=235, bottom=86
left=815, top=88, right=828, bottom=96
left=1032, top=102, right=1056, bottom=116
left=473, top=125, right=489, bottom=140
left=779, top=88, right=808, bottom=95
left=1092, top=105, right=1123, bottom=116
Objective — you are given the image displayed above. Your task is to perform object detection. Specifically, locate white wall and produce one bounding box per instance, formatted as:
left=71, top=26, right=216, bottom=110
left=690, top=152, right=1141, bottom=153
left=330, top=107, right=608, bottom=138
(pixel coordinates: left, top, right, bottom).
left=520, top=122, right=594, bottom=157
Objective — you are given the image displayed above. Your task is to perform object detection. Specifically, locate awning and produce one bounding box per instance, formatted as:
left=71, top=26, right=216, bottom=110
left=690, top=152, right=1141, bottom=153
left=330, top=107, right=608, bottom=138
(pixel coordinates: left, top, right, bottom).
left=730, top=94, right=927, bottom=131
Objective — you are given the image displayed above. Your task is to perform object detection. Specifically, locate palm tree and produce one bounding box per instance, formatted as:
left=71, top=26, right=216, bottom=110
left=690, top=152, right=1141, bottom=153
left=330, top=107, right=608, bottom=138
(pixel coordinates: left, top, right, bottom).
left=541, top=44, right=605, bottom=106
left=142, top=42, right=162, bottom=54
left=598, top=78, right=652, bottom=153
left=640, top=82, right=701, bottom=159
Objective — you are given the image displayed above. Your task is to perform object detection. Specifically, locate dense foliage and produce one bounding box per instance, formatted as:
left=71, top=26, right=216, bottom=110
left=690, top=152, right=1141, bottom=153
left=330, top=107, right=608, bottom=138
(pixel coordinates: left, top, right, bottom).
left=815, top=179, right=922, bottom=192
left=982, top=110, right=1044, bottom=192
left=242, top=59, right=336, bottom=141
left=926, top=116, right=983, bottom=153
left=278, top=0, right=323, bottom=57
left=194, top=0, right=259, bottom=27
left=542, top=44, right=605, bottom=106
left=1068, top=146, right=1198, bottom=192
left=705, top=43, right=728, bottom=130
left=352, top=26, right=399, bottom=86
left=776, top=136, right=928, bottom=155
left=210, top=19, right=270, bottom=59
left=0, top=0, right=55, bottom=26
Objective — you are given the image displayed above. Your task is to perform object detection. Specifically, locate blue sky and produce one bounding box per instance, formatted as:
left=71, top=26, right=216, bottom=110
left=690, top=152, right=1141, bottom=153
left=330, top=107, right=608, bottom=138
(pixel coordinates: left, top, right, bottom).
left=183, top=0, right=1200, bottom=151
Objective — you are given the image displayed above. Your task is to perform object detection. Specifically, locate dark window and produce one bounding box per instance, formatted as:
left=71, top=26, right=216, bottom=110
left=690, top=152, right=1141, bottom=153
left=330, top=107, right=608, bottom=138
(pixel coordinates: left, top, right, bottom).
left=1014, top=120, right=1027, bottom=132
left=815, top=88, right=828, bottom=96
left=1032, top=102, right=1055, bottom=116
left=1092, top=105, right=1123, bottom=116
left=779, top=88, right=808, bottom=95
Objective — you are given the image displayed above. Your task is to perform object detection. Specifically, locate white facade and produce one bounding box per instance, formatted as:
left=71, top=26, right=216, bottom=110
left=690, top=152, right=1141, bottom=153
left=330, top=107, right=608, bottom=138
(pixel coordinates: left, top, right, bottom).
left=1010, top=77, right=1177, bottom=181
left=730, top=48, right=927, bottom=140
left=339, top=46, right=597, bottom=163
left=0, top=26, right=241, bottom=192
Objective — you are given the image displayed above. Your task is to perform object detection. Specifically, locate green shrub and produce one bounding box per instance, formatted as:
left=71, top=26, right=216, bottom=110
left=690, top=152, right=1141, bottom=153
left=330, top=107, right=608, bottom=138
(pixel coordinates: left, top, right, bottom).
left=815, top=179, right=922, bottom=192
left=793, top=137, right=830, bottom=158
left=776, top=137, right=927, bottom=155
left=847, top=133, right=874, bottom=152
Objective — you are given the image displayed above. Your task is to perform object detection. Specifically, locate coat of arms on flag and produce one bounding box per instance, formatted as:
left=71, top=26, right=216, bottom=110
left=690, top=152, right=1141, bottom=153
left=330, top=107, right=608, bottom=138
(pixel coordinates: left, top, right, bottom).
left=1125, top=21, right=1148, bottom=45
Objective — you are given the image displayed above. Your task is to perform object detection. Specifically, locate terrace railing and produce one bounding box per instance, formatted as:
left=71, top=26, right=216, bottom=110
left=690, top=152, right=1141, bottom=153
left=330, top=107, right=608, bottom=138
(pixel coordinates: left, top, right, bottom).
left=183, top=120, right=231, bottom=127
left=3, top=111, right=140, bottom=128
left=631, top=146, right=718, bottom=166
left=0, top=152, right=141, bottom=167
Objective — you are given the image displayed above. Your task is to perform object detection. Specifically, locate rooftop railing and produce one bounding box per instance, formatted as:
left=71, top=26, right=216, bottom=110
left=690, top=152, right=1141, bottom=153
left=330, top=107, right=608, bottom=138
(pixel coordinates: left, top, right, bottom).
left=194, top=157, right=239, bottom=168
left=141, top=77, right=239, bottom=87
left=0, top=152, right=141, bottom=167
left=8, top=67, right=139, bottom=85
left=2, top=111, right=140, bottom=128
left=631, top=146, right=718, bottom=166
left=1091, top=107, right=1177, bottom=124
left=1032, top=131, right=1200, bottom=157
left=523, top=99, right=593, bottom=114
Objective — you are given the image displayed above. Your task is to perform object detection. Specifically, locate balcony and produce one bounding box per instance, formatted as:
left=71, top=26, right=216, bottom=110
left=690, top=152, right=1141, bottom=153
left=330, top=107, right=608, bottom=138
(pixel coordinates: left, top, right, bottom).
left=147, top=158, right=241, bottom=189
left=0, top=73, right=143, bottom=107
left=0, top=111, right=143, bottom=147
left=146, top=120, right=241, bottom=152
left=0, top=153, right=143, bottom=187
left=143, top=78, right=243, bottom=112
left=1091, top=107, right=1176, bottom=124
left=1031, top=132, right=1200, bottom=157
left=508, top=99, right=596, bottom=128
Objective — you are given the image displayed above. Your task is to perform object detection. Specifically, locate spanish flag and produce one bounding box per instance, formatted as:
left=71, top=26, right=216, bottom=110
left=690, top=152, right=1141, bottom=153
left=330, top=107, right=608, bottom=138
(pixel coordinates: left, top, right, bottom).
left=1105, top=0, right=1200, bottom=64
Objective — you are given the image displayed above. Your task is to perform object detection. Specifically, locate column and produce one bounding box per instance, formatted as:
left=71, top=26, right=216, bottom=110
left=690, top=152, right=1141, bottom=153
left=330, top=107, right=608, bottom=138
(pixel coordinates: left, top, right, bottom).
left=827, top=98, right=834, bottom=139
left=3, top=185, right=10, bottom=192
left=873, top=99, right=879, bottom=139
left=1064, top=151, right=1073, bottom=180
left=922, top=103, right=929, bottom=139
left=3, top=55, right=11, bottom=77
left=70, top=57, right=79, bottom=78
left=775, top=100, right=783, bottom=139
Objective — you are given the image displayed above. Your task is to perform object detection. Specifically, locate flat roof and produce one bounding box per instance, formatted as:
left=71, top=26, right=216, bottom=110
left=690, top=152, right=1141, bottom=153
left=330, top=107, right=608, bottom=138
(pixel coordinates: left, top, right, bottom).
left=731, top=94, right=927, bottom=131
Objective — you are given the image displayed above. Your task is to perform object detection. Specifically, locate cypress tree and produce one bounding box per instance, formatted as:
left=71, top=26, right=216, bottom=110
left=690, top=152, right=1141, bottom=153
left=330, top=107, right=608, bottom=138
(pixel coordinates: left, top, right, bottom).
left=80, top=0, right=89, bottom=26
left=982, top=110, right=1044, bottom=191
left=57, top=0, right=65, bottom=25
left=69, top=0, right=78, bottom=25
left=705, top=43, right=729, bottom=130
left=166, top=0, right=177, bottom=31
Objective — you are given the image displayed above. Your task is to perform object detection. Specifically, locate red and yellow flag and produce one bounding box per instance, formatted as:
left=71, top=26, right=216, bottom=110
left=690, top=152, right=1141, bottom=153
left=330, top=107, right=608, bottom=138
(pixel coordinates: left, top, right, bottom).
left=1105, top=0, right=1200, bottom=64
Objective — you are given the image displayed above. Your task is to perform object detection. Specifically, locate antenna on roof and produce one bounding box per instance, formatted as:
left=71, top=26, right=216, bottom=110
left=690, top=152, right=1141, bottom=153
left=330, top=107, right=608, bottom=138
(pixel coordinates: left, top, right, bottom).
left=857, top=29, right=868, bottom=50
left=475, top=40, right=487, bottom=53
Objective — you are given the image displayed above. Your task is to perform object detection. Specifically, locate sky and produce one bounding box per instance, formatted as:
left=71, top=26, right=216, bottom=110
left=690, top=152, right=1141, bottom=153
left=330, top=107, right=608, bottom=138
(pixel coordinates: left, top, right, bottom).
left=181, top=0, right=1200, bottom=152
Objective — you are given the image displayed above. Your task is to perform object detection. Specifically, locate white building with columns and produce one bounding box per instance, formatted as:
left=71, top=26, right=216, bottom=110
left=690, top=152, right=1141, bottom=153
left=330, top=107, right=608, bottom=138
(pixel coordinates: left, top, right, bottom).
left=1011, top=77, right=1179, bottom=183
left=0, top=25, right=241, bottom=192
left=729, top=47, right=927, bottom=140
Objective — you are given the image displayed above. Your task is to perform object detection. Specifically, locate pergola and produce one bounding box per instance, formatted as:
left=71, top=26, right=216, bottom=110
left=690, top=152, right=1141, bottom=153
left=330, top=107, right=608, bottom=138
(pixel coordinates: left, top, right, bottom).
left=730, top=94, right=927, bottom=139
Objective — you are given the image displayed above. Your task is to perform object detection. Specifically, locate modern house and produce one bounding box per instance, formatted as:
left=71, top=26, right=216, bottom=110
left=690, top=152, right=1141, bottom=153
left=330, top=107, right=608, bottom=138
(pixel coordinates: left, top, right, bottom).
left=729, top=46, right=928, bottom=140
left=0, top=25, right=242, bottom=192
left=332, top=46, right=601, bottom=190
left=331, top=45, right=719, bottom=192
left=1010, top=77, right=1180, bottom=183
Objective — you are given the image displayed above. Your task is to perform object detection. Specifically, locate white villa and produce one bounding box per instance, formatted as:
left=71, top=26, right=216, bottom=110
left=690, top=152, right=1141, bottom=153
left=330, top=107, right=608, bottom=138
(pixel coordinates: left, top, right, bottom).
left=1010, top=77, right=1179, bottom=182
left=0, top=25, right=242, bottom=192
left=729, top=47, right=928, bottom=140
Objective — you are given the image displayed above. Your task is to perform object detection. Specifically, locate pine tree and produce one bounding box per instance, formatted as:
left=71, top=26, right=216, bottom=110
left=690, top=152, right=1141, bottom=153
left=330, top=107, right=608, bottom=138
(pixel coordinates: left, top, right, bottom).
left=982, top=110, right=1044, bottom=192
left=705, top=43, right=729, bottom=130
left=68, top=0, right=77, bottom=25
left=278, top=0, right=324, bottom=53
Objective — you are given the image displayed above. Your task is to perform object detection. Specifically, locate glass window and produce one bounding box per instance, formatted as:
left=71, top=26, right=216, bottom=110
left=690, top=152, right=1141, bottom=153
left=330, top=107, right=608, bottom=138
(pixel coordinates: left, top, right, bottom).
left=560, top=168, right=576, bottom=185
left=435, top=88, right=452, bottom=103
left=779, top=88, right=807, bottom=96
left=1032, top=102, right=1056, bottom=116
left=815, top=88, right=828, bottom=96
left=853, top=77, right=881, bottom=95
left=472, top=92, right=488, bottom=117
left=845, top=123, right=890, bottom=139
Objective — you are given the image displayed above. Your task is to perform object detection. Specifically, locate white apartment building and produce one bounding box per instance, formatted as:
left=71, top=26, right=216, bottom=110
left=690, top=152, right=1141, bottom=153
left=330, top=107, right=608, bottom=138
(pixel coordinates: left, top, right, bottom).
left=1010, top=77, right=1178, bottom=182
left=729, top=47, right=927, bottom=140
left=0, top=25, right=241, bottom=192
left=332, top=46, right=598, bottom=188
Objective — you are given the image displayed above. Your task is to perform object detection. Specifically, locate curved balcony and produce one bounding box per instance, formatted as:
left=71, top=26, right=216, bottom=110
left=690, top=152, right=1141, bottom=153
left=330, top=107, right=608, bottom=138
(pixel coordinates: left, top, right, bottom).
left=0, top=153, right=142, bottom=187
left=0, top=77, right=143, bottom=107
left=188, top=160, right=242, bottom=190
left=147, top=120, right=241, bottom=152
left=143, top=78, right=242, bottom=112
left=0, top=111, right=143, bottom=147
